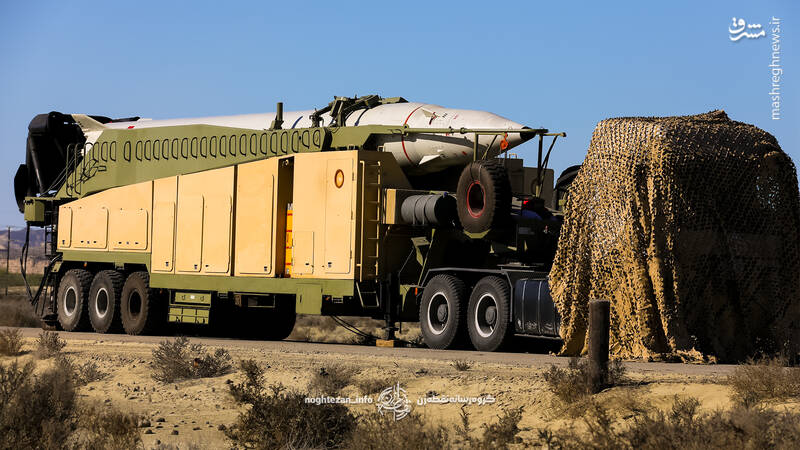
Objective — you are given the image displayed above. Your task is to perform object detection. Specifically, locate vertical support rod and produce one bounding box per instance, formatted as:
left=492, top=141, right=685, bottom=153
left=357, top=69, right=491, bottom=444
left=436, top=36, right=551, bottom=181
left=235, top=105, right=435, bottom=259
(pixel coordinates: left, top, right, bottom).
left=588, top=299, right=610, bottom=387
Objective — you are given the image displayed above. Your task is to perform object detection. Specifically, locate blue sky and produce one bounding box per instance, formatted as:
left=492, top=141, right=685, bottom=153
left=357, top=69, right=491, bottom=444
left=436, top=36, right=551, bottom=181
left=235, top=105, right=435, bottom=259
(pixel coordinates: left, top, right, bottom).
left=0, top=0, right=796, bottom=226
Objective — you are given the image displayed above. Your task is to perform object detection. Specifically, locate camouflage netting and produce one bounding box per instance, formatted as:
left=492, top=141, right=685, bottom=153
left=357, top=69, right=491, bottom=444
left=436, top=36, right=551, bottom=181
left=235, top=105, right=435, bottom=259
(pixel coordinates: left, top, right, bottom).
left=550, top=110, right=800, bottom=362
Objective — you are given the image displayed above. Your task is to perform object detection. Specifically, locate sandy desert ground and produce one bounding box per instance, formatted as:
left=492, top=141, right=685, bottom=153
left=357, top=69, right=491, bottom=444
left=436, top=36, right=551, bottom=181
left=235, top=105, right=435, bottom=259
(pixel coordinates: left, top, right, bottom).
left=3, top=322, right=795, bottom=449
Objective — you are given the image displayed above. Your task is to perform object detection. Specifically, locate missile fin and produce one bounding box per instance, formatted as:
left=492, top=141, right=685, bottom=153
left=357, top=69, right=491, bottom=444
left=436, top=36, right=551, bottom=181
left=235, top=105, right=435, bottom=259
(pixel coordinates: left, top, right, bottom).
left=419, top=154, right=441, bottom=165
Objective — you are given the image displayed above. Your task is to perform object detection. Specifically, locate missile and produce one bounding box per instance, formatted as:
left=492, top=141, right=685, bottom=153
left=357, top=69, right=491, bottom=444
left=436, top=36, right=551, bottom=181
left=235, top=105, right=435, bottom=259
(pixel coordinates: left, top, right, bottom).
left=97, top=98, right=536, bottom=175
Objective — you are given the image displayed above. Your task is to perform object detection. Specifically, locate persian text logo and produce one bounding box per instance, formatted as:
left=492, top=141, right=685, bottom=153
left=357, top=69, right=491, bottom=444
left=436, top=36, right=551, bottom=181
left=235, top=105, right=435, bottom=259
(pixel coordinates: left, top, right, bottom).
left=729, top=17, right=766, bottom=41
left=376, top=382, right=412, bottom=421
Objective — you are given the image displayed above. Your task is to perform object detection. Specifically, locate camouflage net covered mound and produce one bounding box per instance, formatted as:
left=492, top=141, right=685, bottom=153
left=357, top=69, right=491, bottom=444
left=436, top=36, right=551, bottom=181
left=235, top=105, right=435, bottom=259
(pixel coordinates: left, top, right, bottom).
left=550, top=110, right=800, bottom=362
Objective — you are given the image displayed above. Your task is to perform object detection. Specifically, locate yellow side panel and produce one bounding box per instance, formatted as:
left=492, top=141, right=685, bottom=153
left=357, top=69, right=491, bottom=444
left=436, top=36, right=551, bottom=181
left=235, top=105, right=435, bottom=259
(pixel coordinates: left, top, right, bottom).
left=73, top=207, right=108, bottom=249
left=56, top=180, right=153, bottom=253
left=202, top=194, right=232, bottom=273
left=152, top=202, right=175, bottom=272
left=235, top=159, right=277, bottom=276
left=292, top=154, right=326, bottom=277
left=292, top=152, right=358, bottom=279
left=324, top=159, right=354, bottom=274
left=152, top=177, right=178, bottom=273
left=110, top=209, right=148, bottom=250
left=175, top=166, right=234, bottom=275
left=57, top=207, right=72, bottom=248
left=175, top=196, right=203, bottom=273
left=292, top=231, right=314, bottom=274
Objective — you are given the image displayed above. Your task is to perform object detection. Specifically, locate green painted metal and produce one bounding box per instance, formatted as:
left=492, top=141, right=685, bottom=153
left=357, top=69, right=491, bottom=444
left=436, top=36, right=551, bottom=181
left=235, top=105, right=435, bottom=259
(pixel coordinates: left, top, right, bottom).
left=23, top=198, right=46, bottom=223
left=60, top=249, right=150, bottom=267
left=295, top=283, right=323, bottom=314
left=148, top=273, right=352, bottom=298
left=174, top=292, right=212, bottom=305
left=59, top=124, right=332, bottom=199
left=168, top=306, right=210, bottom=324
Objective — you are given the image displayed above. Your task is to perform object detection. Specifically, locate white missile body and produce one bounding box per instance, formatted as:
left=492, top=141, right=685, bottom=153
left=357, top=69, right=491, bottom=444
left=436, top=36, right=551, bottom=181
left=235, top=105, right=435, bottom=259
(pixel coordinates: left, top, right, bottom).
left=99, top=102, right=532, bottom=175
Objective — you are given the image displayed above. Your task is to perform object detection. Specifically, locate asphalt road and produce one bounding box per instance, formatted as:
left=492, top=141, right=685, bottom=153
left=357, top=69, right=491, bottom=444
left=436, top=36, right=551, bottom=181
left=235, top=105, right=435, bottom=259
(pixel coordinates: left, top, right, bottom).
left=11, top=327, right=737, bottom=378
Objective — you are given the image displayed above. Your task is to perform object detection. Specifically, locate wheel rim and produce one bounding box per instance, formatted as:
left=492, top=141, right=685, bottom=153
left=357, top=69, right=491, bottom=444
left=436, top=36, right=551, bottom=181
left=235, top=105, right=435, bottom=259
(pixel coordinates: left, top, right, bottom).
left=466, top=181, right=485, bottom=218
left=426, top=291, right=450, bottom=336
left=474, top=293, right=498, bottom=338
left=95, top=287, right=109, bottom=319
left=63, top=286, right=77, bottom=317
left=128, top=291, right=142, bottom=318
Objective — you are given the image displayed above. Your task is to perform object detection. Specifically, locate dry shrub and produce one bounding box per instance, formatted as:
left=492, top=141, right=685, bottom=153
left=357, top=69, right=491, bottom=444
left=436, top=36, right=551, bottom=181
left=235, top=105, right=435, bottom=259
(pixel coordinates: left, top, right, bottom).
left=349, top=413, right=452, bottom=450
left=0, top=359, right=75, bottom=449
left=727, top=355, right=800, bottom=407
left=229, top=359, right=265, bottom=403
left=67, top=403, right=141, bottom=450
left=0, top=295, right=40, bottom=328
left=0, top=354, right=139, bottom=450
left=150, top=336, right=233, bottom=383
left=356, top=376, right=398, bottom=395
left=308, top=364, right=357, bottom=395
left=451, top=359, right=473, bottom=371
left=0, top=328, right=23, bottom=356
left=35, top=330, right=66, bottom=359
left=539, top=396, right=800, bottom=449
left=226, top=373, right=356, bottom=449
left=543, top=357, right=626, bottom=404
left=456, top=406, right=524, bottom=450
left=56, top=356, right=108, bottom=386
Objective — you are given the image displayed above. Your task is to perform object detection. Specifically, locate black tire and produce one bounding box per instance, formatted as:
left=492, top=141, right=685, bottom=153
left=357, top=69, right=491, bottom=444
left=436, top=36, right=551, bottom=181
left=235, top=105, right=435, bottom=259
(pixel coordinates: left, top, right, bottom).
left=467, top=276, right=514, bottom=352
left=121, top=272, right=164, bottom=335
left=456, top=160, right=511, bottom=234
left=419, top=274, right=468, bottom=349
left=57, top=269, right=93, bottom=332
left=88, top=270, right=124, bottom=333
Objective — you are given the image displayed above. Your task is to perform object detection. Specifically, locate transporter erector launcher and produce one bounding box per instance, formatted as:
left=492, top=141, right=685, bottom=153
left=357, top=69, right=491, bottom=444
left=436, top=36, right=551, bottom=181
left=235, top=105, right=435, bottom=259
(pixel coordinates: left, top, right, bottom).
left=15, top=95, right=568, bottom=352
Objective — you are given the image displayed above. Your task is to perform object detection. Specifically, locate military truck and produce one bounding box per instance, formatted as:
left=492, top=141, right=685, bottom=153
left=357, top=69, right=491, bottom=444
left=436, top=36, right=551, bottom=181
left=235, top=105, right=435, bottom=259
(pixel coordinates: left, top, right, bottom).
left=14, top=95, right=568, bottom=351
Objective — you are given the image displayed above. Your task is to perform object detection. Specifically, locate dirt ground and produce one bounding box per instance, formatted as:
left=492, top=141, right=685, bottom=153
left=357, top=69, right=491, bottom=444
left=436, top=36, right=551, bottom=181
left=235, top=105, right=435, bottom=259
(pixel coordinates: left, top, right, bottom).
left=4, top=323, right=795, bottom=449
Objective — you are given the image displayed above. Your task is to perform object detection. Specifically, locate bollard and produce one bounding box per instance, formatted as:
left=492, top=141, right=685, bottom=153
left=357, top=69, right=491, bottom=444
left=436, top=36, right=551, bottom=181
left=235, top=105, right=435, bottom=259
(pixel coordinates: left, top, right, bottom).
left=588, top=299, right=611, bottom=388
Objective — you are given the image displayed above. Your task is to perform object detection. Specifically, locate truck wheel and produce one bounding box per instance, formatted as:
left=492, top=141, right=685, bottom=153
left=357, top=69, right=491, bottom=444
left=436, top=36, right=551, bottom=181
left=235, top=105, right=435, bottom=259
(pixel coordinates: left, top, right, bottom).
left=456, top=160, right=511, bottom=233
left=121, top=272, right=163, bottom=335
left=88, top=270, right=124, bottom=333
left=419, top=274, right=468, bottom=349
left=57, top=269, right=93, bottom=332
left=467, top=276, right=514, bottom=351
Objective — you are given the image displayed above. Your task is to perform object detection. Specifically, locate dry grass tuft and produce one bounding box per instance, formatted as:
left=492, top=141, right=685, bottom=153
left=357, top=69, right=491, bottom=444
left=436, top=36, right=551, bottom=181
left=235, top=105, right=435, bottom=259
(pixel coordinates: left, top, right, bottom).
left=0, top=295, right=41, bottom=328
left=355, top=376, right=399, bottom=395
left=349, top=413, right=452, bottom=450
left=35, top=330, right=66, bottom=359
left=308, top=364, right=357, bottom=395
left=226, top=372, right=356, bottom=449
left=538, top=396, right=800, bottom=449
left=543, top=357, right=626, bottom=404
left=727, top=355, right=800, bottom=407
left=55, top=355, right=108, bottom=386
left=150, top=336, right=233, bottom=383
left=456, top=405, right=525, bottom=449
left=67, top=403, right=142, bottom=449
left=451, top=359, right=473, bottom=371
left=0, top=328, right=23, bottom=356
left=0, top=357, right=140, bottom=449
